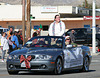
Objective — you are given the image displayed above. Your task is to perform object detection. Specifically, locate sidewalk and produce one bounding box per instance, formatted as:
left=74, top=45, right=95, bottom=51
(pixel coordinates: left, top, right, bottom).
left=0, top=49, right=8, bottom=62
left=89, top=47, right=100, bottom=56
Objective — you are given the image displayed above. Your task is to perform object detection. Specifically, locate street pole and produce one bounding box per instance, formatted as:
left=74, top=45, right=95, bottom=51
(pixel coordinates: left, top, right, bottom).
left=92, top=0, right=96, bottom=53
left=26, top=0, right=31, bottom=41
left=22, top=0, right=26, bottom=45
left=85, top=0, right=87, bottom=8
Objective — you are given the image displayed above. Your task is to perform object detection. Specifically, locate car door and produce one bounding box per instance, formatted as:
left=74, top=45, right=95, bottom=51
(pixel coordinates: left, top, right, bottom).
left=63, top=47, right=83, bottom=68
left=70, top=47, right=83, bottom=67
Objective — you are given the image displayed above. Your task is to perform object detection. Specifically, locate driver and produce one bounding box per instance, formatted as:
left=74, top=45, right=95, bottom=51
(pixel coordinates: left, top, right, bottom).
left=65, top=36, right=77, bottom=47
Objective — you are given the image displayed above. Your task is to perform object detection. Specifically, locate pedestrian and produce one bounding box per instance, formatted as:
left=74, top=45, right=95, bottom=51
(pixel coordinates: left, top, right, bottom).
left=36, top=29, right=40, bottom=36
left=17, top=31, right=23, bottom=48
left=96, top=25, right=99, bottom=33
left=32, top=32, right=37, bottom=37
left=1, top=32, right=9, bottom=62
left=49, top=15, right=65, bottom=36
left=8, top=32, right=13, bottom=53
left=7, top=27, right=13, bottom=40
left=12, top=31, right=19, bottom=51
left=70, top=30, right=75, bottom=43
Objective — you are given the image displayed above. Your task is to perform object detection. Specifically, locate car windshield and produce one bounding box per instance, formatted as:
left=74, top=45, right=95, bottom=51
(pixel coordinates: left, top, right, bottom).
left=24, top=36, right=63, bottom=48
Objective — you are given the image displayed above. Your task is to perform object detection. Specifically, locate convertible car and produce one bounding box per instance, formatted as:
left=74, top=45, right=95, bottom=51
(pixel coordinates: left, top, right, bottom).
left=6, top=36, right=92, bottom=75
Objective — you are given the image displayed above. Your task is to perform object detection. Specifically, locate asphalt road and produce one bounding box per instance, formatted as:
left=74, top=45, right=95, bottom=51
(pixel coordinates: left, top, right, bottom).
left=0, top=55, right=100, bottom=78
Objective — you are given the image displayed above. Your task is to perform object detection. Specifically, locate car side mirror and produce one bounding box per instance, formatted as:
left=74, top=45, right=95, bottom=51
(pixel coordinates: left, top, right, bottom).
left=66, top=44, right=73, bottom=48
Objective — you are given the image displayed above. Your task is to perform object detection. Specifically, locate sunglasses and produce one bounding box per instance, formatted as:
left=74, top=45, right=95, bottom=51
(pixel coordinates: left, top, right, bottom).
left=66, top=39, right=70, bottom=40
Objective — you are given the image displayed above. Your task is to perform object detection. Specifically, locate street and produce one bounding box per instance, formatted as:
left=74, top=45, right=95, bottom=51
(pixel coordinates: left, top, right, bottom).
left=0, top=55, right=100, bottom=78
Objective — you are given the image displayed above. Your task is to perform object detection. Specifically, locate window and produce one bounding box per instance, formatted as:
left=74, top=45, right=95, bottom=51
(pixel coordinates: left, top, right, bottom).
left=16, top=25, right=22, bottom=29
left=43, top=25, right=49, bottom=31
left=34, top=25, right=39, bottom=30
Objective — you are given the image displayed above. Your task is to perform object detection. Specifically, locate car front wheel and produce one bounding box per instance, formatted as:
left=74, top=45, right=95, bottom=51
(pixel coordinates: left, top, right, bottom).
left=54, top=58, right=63, bottom=75
left=82, top=57, right=89, bottom=72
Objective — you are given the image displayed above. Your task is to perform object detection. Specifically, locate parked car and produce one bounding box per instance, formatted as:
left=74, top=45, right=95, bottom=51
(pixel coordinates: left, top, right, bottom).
left=65, top=28, right=100, bottom=46
left=6, top=36, right=92, bottom=75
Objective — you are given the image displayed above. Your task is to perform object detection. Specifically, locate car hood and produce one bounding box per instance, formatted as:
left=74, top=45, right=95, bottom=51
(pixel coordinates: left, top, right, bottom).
left=10, top=47, right=62, bottom=56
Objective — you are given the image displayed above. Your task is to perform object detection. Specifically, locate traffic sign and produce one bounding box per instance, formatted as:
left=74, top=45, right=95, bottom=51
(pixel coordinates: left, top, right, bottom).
left=83, top=16, right=100, bottom=20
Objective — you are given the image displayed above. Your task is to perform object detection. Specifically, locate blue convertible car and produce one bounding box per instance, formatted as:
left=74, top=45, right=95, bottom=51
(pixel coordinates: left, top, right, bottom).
left=6, top=36, right=92, bottom=75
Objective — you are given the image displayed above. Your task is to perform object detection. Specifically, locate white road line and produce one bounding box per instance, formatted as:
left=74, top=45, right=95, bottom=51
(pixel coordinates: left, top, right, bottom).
left=0, top=68, right=7, bottom=70
left=92, top=60, right=100, bottom=62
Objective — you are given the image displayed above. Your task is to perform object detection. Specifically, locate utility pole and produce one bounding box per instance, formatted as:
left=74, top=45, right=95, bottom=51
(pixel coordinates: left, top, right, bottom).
left=26, top=0, right=31, bottom=41
left=85, top=0, right=87, bottom=8
left=92, top=0, right=96, bottom=53
left=22, top=0, right=26, bottom=45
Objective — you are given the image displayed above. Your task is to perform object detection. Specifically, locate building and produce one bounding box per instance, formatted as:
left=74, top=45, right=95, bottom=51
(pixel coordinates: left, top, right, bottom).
left=0, top=5, right=100, bottom=36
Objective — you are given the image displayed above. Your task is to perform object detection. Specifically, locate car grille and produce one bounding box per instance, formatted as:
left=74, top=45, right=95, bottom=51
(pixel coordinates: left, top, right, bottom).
left=18, top=55, right=35, bottom=60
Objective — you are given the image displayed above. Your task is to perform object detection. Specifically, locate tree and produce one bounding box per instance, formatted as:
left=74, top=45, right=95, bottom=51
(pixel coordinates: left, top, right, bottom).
left=78, top=0, right=98, bottom=9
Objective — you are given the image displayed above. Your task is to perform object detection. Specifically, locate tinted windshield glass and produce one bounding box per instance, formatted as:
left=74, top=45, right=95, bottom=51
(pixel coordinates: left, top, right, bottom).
left=24, top=37, right=63, bottom=48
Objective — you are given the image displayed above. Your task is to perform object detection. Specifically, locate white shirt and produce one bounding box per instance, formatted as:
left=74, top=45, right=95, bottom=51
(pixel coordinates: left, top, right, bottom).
left=1, top=36, right=9, bottom=51
left=49, top=21, right=65, bottom=36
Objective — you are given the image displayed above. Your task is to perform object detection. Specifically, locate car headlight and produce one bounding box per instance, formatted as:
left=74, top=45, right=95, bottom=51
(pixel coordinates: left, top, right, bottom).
left=13, top=55, right=19, bottom=59
left=7, top=55, right=13, bottom=60
left=35, top=55, right=52, bottom=60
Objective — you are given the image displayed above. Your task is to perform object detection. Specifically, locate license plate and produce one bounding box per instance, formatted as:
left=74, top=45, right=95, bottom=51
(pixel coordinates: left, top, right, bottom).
left=21, top=61, right=26, bottom=67
left=21, top=61, right=31, bottom=68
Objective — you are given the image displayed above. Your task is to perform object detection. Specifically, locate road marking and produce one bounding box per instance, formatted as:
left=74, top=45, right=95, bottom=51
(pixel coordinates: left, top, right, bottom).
left=0, top=68, right=7, bottom=70
left=0, top=74, right=9, bottom=76
left=92, top=60, right=100, bottom=62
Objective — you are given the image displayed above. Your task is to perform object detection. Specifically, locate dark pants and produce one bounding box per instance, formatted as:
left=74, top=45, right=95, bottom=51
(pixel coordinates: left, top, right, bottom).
left=8, top=45, right=13, bottom=54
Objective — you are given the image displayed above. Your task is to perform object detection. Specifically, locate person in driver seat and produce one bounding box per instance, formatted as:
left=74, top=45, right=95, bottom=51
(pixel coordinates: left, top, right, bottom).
left=65, top=36, right=77, bottom=47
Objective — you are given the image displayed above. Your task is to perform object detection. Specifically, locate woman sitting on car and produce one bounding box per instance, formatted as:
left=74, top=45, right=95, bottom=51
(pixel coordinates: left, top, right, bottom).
left=65, top=36, right=77, bottom=47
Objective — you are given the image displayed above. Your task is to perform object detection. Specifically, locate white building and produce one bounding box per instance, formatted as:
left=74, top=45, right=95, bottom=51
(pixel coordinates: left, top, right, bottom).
left=0, top=5, right=100, bottom=36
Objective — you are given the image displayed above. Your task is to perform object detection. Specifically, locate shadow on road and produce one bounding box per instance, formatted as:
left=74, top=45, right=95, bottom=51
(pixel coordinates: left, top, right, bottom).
left=17, top=70, right=96, bottom=75
left=61, top=70, right=96, bottom=75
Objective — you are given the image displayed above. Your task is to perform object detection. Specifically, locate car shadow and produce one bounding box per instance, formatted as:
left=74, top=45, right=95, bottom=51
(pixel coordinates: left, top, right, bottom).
left=18, top=71, right=57, bottom=75
left=17, top=70, right=96, bottom=75
left=61, top=70, right=96, bottom=75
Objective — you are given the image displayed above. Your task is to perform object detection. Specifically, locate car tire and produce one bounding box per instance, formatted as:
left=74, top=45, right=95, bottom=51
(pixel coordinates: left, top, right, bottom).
left=54, top=58, right=62, bottom=75
left=7, top=70, right=19, bottom=75
left=82, top=57, right=89, bottom=72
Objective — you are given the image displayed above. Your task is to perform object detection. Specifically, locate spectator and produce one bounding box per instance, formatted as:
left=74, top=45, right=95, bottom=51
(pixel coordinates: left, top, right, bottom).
left=19, top=29, right=22, bottom=34
left=70, top=30, right=75, bottom=43
left=8, top=32, right=14, bottom=53
left=7, top=27, right=13, bottom=40
left=1, top=32, right=9, bottom=62
left=96, top=25, right=99, bottom=33
left=49, top=15, right=65, bottom=36
left=36, top=29, right=40, bottom=36
left=17, top=31, right=23, bottom=48
left=12, top=31, right=19, bottom=50
left=32, top=32, right=37, bottom=37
